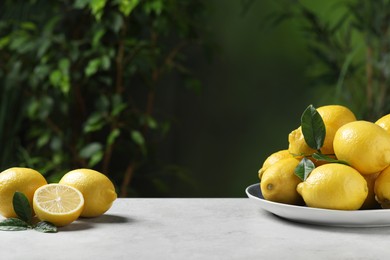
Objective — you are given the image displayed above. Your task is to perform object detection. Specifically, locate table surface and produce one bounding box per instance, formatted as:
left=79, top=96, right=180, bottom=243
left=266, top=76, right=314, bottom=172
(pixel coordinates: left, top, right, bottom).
left=1, top=197, right=390, bottom=259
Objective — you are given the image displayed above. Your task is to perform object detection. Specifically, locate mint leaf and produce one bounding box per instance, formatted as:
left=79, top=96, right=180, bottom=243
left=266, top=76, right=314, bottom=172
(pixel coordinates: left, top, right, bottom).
left=0, top=218, right=29, bottom=231
left=301, top=105, right=326, bottom=151
left=34, top=221, right=57, bottom=233
left=312, top=153, right=349, bottom=165
left=295, top=157, right=315, bottom=181
left=13, top=192, right=32, bottom=223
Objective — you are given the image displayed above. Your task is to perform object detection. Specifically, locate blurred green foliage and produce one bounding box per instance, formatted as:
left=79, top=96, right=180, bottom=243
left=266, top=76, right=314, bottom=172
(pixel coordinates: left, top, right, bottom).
left=0, top=0, right=206, bottom=197
left=270, top=0, right=390, bottom=120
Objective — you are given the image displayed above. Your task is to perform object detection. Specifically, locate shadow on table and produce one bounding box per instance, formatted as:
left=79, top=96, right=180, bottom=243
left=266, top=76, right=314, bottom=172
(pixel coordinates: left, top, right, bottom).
left=59, top=214, right=133, bottom=232
left=79, top=214, right=131, bottom=224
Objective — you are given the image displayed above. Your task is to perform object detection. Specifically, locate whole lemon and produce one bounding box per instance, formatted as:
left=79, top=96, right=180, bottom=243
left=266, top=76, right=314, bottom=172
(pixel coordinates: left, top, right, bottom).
left=374, top=166, right=390, bottom=208
left=59, top=169, right=117, bottom=217
left=375, top=114, right=390, bottom=134
left=288, top=105, right=356, bottom=156
left=260, top=158, right=303, bottom=205
left=360, top=172, right=381, bottom=209
left=297, top=164, right=368, bottom=210
left=0, top=167, right=47, bottom=218
left=258, top=149, right=292, bottom=180
left=333, top=120, right=390, bottom=175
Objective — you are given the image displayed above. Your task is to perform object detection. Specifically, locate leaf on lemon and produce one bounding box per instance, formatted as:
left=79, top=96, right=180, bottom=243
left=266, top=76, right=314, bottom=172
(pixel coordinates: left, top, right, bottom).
left=34, top=221, right=58, bottom=233
left=312, top=153, right=349, bottom=165
left=295, top=157, right=315, bottom=181
left=13, top=192, right=32, bottom=223
left=301, top=105, right=326, bottom=151
left=0, top=218, right=29, bottom=231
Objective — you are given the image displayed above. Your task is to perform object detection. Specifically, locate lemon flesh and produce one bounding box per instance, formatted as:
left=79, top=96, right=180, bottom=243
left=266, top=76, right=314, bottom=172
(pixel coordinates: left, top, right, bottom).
left=33, top=184, right=84, bottom=227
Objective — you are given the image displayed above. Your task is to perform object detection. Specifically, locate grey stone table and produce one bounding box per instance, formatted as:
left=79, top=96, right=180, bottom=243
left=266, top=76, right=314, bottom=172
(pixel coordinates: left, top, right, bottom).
left=1, top=198, right=390, bottom=259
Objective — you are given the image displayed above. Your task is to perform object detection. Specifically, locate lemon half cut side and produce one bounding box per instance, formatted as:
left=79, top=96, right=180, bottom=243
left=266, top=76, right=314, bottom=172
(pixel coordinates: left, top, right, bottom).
left=33, top=184, right=84, bottom=227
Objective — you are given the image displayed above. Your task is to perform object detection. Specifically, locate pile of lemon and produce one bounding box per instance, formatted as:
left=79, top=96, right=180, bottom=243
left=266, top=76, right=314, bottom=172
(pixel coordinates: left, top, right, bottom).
left=0, top=168, right=117, bottom=226
left=258, top=104, right=390, bottom=210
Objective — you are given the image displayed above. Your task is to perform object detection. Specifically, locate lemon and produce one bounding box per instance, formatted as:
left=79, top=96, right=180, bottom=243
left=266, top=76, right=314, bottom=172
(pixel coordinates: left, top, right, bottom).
left=0, top=167, right=47, bottom=218
left=258, top=149, right=292, bottom=180
left=260, top=158, right=303, bottom=205
left=288, top=127, right=316, bottom=156
left=33, top=184, right=84, bottom=227
left=297, top=164, right=368, bottom=210
left=360, top=172, right=380, bottom=209
left=375, top=114, right=390, bottom=134
left=288, top=105, right=356, bottom=156
left=333, top=120, right=390, bottom=175
left=59, top=169, right=117, bottom=217
left=374, top=166, right=390, bottom=208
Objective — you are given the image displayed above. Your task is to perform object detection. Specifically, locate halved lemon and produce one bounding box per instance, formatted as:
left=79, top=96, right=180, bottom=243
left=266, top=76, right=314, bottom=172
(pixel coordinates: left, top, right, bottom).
left=33, top=184, right=84, bottom=227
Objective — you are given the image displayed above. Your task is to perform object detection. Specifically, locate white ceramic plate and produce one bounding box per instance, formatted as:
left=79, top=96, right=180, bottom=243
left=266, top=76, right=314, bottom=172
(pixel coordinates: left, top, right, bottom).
left=246, top=183, right=390, bottom=227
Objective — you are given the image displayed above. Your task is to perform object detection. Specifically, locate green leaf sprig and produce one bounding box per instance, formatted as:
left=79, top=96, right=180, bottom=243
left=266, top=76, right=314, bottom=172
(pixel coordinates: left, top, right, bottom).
left=0, top=192, right=57, bottom=233
left=301, top=104, right=326, bottom=152
left=294, top=105, right=350, bottom=181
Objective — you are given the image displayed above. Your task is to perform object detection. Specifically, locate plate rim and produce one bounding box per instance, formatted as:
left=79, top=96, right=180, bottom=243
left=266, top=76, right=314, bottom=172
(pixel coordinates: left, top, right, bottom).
left=246, top=183, right=390, bottom=227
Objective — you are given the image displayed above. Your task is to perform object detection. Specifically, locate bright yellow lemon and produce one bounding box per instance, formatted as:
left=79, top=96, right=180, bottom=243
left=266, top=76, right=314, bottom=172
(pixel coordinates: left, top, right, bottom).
left=297, top=164, right=368, bottom=210
left=260, top=158, right=303, bottom=205
left=333, top=121, right=390, bottom=175
left=0, top=167, right=47, bottom=218
left=59, top=169, right=117, bottom=217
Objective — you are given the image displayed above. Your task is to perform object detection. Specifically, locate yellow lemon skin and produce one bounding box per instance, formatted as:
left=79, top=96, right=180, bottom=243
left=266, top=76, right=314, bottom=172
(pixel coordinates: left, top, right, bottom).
left=258, top=150, right=292, bottom=180
left=360, top=172, right=381, bottom=209
left=0, top=167, right=47, bottom=218
left=59, top=169, right=117, bottom=217
left=33, top=184, right=84, bottom=227
left=260, top=158, right=303, bottom=205
left=288, top=105, right=356, bottom=156
left=333, top=121, right=390, bottom=175
left=297, top=164, right=368, bottom=210
left=374, top=166, right=390, bottom=209
left=375, top=114, right=390, bottom=134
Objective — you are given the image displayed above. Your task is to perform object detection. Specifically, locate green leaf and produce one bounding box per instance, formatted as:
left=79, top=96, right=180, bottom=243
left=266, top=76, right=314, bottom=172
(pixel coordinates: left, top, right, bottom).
left=144, top=0, right=163, bottom=15
left=79, top=142, right=103, bottom=158
left=13, top=192, right=32, bottom=223
left=119, top=0, right=140, bottom=16
left=294, top=157, right=315, bottom=181
left=83, top=113, right=105, bottom=133
left=312, top=153, right=349, bottom=165
left=92, top=29, right=105, bottom=48
left=301, top=105, right=326, bottom=151
left=0, top=36, right=10, bottom=49
left=131, top=130, right=144, bottom=146
left=107, top=128, right=120, bottom=145
left=85, top=58, right=101, bottom=77
left=74, top=0, right=90, bottom=9
left=0, top=218, right=29, bottom=231
left=90, top=0, right=107, bottom=21
left=34, top=221, right=57, bottom=233
left=88, top=150, right=104, bottom=167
